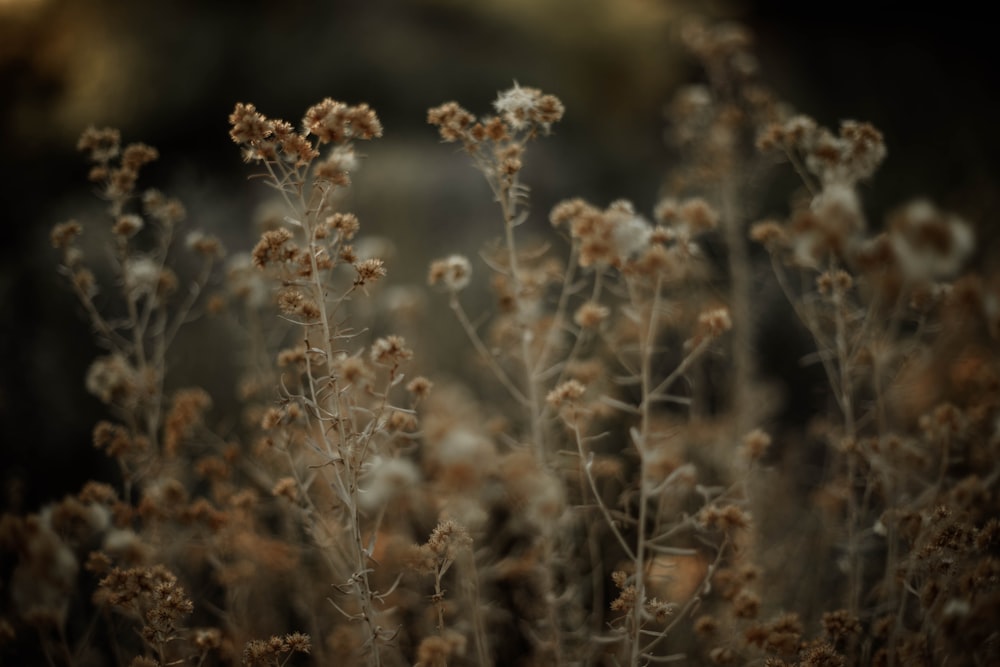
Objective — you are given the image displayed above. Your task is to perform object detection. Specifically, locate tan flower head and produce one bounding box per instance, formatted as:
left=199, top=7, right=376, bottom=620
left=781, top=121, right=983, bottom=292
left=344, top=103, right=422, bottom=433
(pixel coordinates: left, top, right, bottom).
left=428, top=255, right=472, bottom=291
left=370, top=335, right=413, bottom=366
left=229, top=103, right=272, bottom=144
left=303, top=98, right=382, bottom=144
left=51, top=220, right=83, bottom=249
left=427, top=101, right=476, bottom=143
left=493, top=82, right=564, bottom=133
left=354, top=257, right=387, bottom=286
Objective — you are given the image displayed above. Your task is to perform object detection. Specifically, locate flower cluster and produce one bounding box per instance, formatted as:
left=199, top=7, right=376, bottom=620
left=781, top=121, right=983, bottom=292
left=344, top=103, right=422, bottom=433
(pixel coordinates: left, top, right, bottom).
left=429, top=83, right=564, bottom=147
left=427, top=84, right=563, bottom=195
left=18, top=20, right=1000, bottom=667
left=229, top=98, right=380, bottom=185
left=758, top=115, right=887, bottom=186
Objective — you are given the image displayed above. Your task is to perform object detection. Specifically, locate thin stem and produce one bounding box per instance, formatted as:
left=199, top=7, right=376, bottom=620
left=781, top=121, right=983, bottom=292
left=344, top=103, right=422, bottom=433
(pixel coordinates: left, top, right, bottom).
left=546, top=268, right=606, bottom=392
left=499, top=174, right=547, bottom=465
left=461, top=551, right=493, bottom=667
left=769, top=255, right=842, bottom=407
left=534, top=240, right=581, bottom=375
left=630, top=273, right=663, bottom=667
left=573, top=425, right=636, bottom=562
left=62, top=266, right=130, bottom=349
left=263, top=154, right=383, bottom=667
left=832, top=288, right=856, bottom=434
left=163, top=255, right=215, bottom=348
left=447, top=294, right=529, bottom=405
left=639, top=539, right=728, bottom=659
left=784, top=146, right=819, bottom=197
left=647, top=337, right=712, bottom=402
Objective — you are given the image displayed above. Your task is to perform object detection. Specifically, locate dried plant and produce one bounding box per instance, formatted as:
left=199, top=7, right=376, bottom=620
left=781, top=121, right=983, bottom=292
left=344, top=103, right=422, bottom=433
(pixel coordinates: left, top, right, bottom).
left=2, top=19, right=997, bottom=667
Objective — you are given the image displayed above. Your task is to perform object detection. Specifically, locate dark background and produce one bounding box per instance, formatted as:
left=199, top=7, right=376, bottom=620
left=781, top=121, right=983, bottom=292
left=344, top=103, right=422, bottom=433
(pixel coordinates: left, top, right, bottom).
left=2, top=0, right=997, bottom=512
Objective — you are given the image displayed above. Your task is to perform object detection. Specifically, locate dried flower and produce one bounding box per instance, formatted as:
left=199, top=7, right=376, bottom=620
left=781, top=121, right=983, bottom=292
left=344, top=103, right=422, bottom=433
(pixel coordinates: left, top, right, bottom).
left=749, top=220, right=787, bottom=249
left=407, top=376, right=434, bottom=399
left=334, top=354, right=374, bottom=387
left=77, top=126, right=121, bottom=162
left=816, top=269, right=853, bottom=297
left=163, top=388, right=212, bottom=457
left=493, top=82, right=565, bottom=134
left=821, top=609, right=861, bottom=644
left=370, top=335, right=413, bottom=366
left=243, top=633, right=311, bottom=666
left=185, top=230, right=224, bottom=258
left=303, top=98, right=382, bottom=144
left=142, top=189, right=186, bottom=224
left=743, top=428, right=772, bottom=460
left=574, top=301, right=610, bottom=329
left=695, top=307, right=733, bottom=341
left=546, top=379, right=587, bottom=410
left=428, top=254, right=473, bottom=291
left=354, top=257, right=387, bottom=286
left=229, top=103, right=272, bottom=145
left=694, top=614, right=719, bottom=638
left=360, top=457, right=421, bottom=511
left=85, top=355, right=138, bottom=405
left=416, top=630, right=467, bottom=667
left=550, top=198, right=598, bottom=227
left=122, top=257, right=161, bottom=300
left=251, top=228, right=295, bottom=269
left=271, top=477, right=298, bottom=503
left=610, top=204, right=652, bottom=261
left=610, top=570, right=638, bottom=614
left=111, top=214, right=143, bottom=237
left=699, top=504, right=752, bottom=532
left=409, top=519, right=474, bottom=575
left=193, top=627, right=222, bottom=651
left=51, top=220, right=83, bottom=249
left=732, top=588, right=761, bottom=618
left=888, top=199, right=974, bottom=282
left=427, top=101, right=476, bottom=143
left=314, top=145, right=357, bottom=186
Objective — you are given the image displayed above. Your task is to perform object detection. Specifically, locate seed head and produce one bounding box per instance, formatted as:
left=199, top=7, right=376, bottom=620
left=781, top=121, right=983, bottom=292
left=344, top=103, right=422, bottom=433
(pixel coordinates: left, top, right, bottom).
left=428, top=254, right=472, bottom=291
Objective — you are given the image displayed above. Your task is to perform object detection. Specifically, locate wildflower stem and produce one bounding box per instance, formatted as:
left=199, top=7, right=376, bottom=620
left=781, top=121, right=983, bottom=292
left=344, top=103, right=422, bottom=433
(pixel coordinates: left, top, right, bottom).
left=460, top=552, right=493, bottom=667
left=768, top=255, right=841, bottom=399
left=262, top=153, right=384, bottom=666
left=535, top=239, right=580, bottom=377
left=447, top=293, right=529, bottom=405
left=832, top=282, right=856, bottom=435
left=547, top=266, right=606, bottom=391
left=631, top=273, right=663, bottom=667
left=163, top=255, right=215, bottom=349
left=63, top=269, right=130, bottom=349
left=831, top=278, right=860, bottom=622
left=648, top=336, right=713, bottom=401
left=497, top=171, right=547, bottom=465
left=573, top=426, right=636, bottom=561
left=784, top=146, right=819, bottom=197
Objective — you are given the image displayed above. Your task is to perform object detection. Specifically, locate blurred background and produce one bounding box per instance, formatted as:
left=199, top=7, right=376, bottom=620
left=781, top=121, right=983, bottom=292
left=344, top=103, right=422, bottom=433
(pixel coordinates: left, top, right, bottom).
left=2, top=0, right=997, bottom=512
